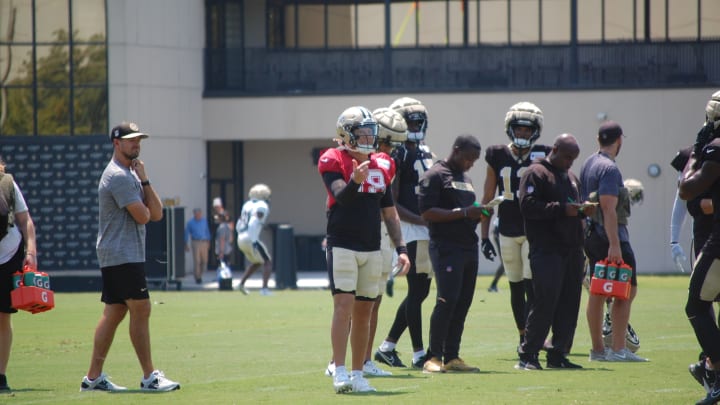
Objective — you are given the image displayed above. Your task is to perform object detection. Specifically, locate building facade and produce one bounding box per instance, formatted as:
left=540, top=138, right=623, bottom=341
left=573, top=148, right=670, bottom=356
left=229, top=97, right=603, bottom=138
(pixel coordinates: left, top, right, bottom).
left=2, top=0, right=719, bottom=275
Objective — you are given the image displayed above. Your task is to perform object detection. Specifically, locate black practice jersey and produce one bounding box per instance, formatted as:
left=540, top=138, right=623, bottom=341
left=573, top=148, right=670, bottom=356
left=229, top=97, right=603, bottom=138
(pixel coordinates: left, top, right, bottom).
left=485, top=143, right=551, bottom=237
left=698, top=138, right=720, bottom=254
left=418, top=160, right=479, bottom=248
left=392, top=143, right=434, bottom=215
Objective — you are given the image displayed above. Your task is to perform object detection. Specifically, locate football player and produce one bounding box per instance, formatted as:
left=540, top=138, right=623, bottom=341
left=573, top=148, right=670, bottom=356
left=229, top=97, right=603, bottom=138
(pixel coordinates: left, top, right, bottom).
left=376, top=97, right=435, bottom=370
left=679, top=90, right=720, bottom=405
left=235, top=184, right=272, bottom=295
left=319, top=106, right=410, bottom=394
left=324, top=107, right=408, bottom=379
left=479, top=102, right=550, bottom=353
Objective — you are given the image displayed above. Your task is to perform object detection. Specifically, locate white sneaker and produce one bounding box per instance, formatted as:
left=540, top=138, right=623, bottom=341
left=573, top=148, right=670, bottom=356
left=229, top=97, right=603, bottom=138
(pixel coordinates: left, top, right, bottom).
left=325, top=361, right=335, bottom=377
left=140, top=370, right=181, bottom=391
left=260, top=288, right=272, bottom=296
left=80, top=372, right=127, bottom=392
left=589, top=348, right=609, bottom=361
left=333, top=372, right=352, bottom=394
left=350, top=374, right=376, bottom=393
left=605, top=348, right=648, bottom=362
left=363, top=360, right=392, bottom=376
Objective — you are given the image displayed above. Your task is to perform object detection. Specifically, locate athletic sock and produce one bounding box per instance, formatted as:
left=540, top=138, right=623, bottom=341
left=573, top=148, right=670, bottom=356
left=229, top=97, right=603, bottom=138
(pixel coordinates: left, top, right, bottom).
left=379, top=341, right=396, bottom=352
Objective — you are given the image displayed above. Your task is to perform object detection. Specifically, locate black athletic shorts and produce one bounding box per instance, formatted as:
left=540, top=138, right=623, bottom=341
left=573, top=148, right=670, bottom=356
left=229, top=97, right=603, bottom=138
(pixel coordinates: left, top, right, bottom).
left=0, top=243, right=25, bottom=313
left=101, top=262, right=150, bottom=304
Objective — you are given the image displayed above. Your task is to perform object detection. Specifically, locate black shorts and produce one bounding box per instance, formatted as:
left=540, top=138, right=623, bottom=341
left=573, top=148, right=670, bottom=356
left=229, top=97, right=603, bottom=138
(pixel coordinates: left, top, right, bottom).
left=584, top=229, right=638, bottom=286
left=0, top=243, right=25, bottom=313
left=101, top=262, right=150, bottom=304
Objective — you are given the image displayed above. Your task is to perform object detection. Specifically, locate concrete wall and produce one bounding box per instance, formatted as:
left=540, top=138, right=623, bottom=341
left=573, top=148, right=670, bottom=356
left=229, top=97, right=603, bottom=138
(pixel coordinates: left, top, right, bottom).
left=204, top=88, right=712, bottom=274
left=107, top=0, right=206, bottom=214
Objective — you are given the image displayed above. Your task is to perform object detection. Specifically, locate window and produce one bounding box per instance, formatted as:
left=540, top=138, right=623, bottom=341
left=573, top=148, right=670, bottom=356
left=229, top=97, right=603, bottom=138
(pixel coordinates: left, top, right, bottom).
left=0, top=0, right=107, bottom=136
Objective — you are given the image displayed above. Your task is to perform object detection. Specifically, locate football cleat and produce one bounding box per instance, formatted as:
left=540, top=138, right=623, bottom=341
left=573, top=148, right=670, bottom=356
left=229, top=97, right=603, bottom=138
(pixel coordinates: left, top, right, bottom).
left=690, top=358, right=716, bottom=394
left=374, top=348, right=406, bottom=368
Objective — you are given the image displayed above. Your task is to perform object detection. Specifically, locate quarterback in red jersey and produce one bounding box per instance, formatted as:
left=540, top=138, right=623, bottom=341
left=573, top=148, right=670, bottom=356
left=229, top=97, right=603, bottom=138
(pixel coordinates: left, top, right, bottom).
left=318, top=106, right=410, bottom=394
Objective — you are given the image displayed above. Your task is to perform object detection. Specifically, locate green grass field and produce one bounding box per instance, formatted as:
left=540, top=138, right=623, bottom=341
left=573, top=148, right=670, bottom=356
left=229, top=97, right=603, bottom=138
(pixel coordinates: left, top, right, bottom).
left=1, top=275, right=710, bottom=404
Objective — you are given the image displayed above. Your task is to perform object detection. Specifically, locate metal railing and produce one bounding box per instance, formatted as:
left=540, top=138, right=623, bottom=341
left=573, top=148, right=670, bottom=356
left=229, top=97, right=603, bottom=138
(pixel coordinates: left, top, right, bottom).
left=204, top=40, right=720, bottom=96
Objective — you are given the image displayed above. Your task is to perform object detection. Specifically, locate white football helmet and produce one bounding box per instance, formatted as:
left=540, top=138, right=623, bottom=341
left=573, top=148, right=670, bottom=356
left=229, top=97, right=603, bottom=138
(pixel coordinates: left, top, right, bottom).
left=623, top=178, right=644, bottom=205
left=336, top=106, right=378, bottom=155
left=372, top=107, right=408, bottom=147
left=706, top=90, right=720, bottom=130
left=248, top=183, right=271, bottom=201
left=504, top=102, right=543, bottom=149
left=389, top=97, right=428, bottom=142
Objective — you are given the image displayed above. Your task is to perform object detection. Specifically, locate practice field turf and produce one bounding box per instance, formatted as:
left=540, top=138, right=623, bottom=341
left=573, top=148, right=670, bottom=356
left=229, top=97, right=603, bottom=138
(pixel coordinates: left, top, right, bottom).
left=1, top=275, right=711, bottom=404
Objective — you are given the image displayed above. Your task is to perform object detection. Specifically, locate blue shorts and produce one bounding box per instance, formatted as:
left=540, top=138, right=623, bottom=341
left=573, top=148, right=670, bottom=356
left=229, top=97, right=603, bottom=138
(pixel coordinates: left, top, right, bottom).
left=101, top=262, right=150, bottom=304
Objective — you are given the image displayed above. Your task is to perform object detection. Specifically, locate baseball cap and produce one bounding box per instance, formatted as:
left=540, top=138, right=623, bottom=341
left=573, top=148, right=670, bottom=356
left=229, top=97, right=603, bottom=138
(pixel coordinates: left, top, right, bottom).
left=109, top=122, right=149, bottom=141
left=598, top=121, right=624, bottom=142
left=212, top=197, right=223, bottom=207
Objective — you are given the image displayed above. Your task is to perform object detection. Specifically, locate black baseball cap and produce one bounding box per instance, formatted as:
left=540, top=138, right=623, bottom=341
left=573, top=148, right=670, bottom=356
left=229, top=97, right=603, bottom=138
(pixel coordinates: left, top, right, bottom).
left=109, top=122, right=149, bottom=141
left=598, top=121, right=624, bottom=142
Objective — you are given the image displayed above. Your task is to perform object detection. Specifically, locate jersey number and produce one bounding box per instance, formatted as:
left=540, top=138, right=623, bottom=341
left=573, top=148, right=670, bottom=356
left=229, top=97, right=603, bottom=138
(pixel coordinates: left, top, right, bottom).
left=499, top=166, right=527, bottom=201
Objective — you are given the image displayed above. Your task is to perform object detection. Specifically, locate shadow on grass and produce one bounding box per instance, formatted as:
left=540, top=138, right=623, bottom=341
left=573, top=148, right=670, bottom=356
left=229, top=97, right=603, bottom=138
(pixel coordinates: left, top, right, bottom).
left=2, top=388, right=52, bottom=393
left=339, top=390, right=407, bottom=397
left=108, top=388, right=181, bottom=394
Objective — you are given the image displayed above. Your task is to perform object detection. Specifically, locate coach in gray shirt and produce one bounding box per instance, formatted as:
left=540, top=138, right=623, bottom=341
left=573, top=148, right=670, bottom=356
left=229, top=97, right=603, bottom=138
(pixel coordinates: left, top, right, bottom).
left=80, top=122, right=180, bottom=393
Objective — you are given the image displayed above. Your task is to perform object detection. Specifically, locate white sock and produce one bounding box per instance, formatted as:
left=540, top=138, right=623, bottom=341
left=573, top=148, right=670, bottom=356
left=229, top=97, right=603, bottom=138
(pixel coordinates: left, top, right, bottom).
left=413, top=350, right=427, bottom=363
left=335, top=365, right=346, bottom=375
left=379, top=341, right=396, bottom=352
left=351, top=370, right=363, bottom=379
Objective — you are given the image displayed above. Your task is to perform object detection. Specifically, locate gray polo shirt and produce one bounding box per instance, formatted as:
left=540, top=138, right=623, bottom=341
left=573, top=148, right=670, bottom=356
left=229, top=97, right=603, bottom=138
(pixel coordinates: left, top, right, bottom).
left=96, top=159, right=146, bottom=267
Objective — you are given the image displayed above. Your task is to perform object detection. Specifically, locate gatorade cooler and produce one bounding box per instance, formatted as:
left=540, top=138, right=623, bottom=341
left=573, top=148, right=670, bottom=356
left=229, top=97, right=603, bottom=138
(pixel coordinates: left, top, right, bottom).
left=589, top=259, right=631, bottom=300
left=11, top=286, right=54, bottom=314
left=11, top=266, right=55, bottom=314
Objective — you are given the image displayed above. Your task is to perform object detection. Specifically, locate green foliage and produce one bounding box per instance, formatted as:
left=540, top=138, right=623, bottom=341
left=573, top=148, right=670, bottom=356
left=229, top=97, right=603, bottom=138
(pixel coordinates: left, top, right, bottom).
left=1, top=29, right=107, bottom=136
left=3, top=275, right=709, bottom=404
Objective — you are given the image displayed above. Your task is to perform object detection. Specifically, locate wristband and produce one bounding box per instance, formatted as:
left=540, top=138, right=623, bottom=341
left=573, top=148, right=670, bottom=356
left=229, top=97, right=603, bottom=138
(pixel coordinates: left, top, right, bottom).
left=141, top=180, right=151, bottom=186
left=396, top=246, right=408, bottom=255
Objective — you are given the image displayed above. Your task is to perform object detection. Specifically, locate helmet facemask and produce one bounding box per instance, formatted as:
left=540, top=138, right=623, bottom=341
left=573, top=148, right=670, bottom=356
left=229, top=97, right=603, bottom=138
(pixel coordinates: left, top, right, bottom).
left=389, top=97, right=428, bottom=143
left=336, top=106, right=379, bottom=155
left=349, top=123, right=379, bottom=155
left=508, top=121, right=540, bottom=149
left=406, top=111, right=428, bottom=142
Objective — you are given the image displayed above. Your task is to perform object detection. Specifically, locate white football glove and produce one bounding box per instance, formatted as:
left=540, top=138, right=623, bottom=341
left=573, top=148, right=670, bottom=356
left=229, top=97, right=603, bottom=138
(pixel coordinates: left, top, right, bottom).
left=670, top=243, right=688, bottom=272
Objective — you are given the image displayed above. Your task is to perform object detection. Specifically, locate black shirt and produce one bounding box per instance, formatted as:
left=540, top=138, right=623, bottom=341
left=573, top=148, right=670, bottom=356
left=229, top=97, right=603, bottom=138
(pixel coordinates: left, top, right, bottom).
left=518, top=159, right=584, bottom=251
left=392, top=143, right=434, bottom=215
left=418, top=160, right=479, bottom=248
